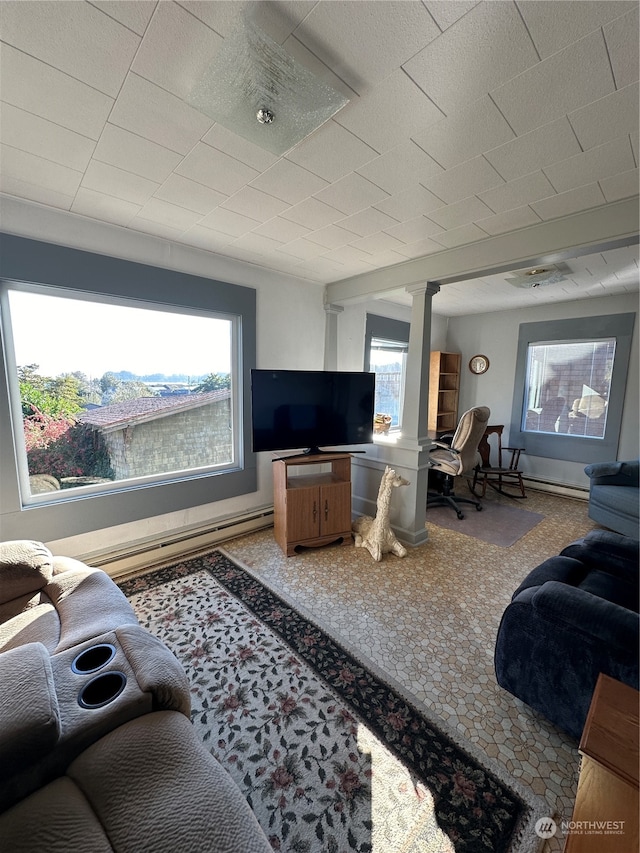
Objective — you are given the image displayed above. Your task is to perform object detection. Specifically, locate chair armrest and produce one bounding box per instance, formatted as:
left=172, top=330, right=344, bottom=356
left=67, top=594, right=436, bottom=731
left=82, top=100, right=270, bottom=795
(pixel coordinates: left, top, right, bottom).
left=503, top=447, right=524, bottom=468
left=561, top=530, right=639, bottom=580
left=584, top=459, right=640, bottom=487
left=430, top=441, right=460, bottom=453
left=527, top=581, right=639, bottom=651
left=0, top=642, right=61, bottom=772
left=0, top=540, right=54, bottom=604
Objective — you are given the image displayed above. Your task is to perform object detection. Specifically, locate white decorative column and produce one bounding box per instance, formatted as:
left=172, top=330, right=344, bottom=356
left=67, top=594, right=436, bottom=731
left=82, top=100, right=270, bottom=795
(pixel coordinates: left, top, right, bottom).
left=323, top=303, right=344, bottom=370
left=351, top=282, right=441, bottom=548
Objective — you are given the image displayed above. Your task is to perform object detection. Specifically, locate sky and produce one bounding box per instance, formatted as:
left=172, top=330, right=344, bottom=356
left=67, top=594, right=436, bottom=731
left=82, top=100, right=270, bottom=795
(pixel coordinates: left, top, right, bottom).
left=7, top=290, right=232, bottom=379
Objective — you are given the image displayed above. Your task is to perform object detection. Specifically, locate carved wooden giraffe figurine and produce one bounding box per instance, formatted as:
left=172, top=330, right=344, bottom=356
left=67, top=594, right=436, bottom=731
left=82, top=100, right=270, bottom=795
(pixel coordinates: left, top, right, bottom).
left=352, top=466, right=409, bottom=561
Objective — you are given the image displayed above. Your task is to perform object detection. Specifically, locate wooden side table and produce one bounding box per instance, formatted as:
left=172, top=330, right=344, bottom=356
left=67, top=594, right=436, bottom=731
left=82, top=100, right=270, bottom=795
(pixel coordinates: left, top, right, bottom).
left=564, top=674, right=639, bottom=852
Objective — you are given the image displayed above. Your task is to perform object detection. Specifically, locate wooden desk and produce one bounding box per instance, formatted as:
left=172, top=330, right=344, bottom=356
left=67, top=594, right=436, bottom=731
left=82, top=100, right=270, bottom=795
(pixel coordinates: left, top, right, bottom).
left=564, top=674, right=639, bottom=852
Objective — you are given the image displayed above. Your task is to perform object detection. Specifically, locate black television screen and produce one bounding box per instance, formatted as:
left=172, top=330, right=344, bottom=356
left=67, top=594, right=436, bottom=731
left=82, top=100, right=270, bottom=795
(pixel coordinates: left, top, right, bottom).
left=251, top=369, right=375, bottom=454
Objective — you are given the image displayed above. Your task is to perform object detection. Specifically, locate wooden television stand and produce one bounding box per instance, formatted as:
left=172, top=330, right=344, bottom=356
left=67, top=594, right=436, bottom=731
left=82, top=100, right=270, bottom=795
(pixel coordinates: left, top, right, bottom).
left=273, top=452, right=352, bottom=556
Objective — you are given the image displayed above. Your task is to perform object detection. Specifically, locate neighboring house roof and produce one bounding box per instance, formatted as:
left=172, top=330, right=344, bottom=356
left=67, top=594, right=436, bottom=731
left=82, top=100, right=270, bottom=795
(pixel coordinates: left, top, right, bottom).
left=79, top=390, right=230, bottom=433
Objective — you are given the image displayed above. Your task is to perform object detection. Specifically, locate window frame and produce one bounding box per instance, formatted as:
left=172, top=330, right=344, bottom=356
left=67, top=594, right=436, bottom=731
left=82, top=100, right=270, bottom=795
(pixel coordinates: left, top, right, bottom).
left=509, top=313, right=635, bottom=463
left=365, top=313, right=410, bottom=433
left=0, top=233, right=257, bottom=542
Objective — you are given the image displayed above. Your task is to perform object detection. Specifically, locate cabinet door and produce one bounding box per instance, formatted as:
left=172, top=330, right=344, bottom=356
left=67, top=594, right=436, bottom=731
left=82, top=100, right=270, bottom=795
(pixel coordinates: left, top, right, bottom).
left=319, top=481, right=351, bottom=536
left=286, top=486, right=320, bottom=542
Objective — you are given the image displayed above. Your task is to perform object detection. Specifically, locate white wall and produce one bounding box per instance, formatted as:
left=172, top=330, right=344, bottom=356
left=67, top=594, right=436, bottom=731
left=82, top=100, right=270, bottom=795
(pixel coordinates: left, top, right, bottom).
left=446, top=292, right=639, bottom=487
left=1, top=198, right=326, bottom=557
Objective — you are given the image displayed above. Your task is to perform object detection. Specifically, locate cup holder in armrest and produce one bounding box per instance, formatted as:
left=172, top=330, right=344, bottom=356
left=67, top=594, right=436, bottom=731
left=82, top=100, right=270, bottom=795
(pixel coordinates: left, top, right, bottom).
left=72, top=644, right=116, bottom=674
left=78, top=672, right=127, bottom=709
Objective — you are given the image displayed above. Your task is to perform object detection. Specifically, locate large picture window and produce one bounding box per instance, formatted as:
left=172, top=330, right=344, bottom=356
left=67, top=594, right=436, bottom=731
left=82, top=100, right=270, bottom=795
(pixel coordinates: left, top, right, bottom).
left=510, top=313, right=635, bottom=463
left=6, top=287, right=238, bottom=500
left=0, top=233, right=256, bottom=542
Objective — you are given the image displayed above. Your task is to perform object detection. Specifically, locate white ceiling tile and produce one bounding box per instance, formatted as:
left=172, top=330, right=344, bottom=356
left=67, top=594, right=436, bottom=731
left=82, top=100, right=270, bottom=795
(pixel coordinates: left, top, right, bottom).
left=0, top=103, right=95, bottom=172
left=252, top=217, right=310, bottom=243
left=313, top=173, right=389, bottom=216
left=90, top=1, right=157, bottom=36
left=198, top=207, right=260, bottom=237
left=516, top=1, right=636, bottom=59
left=0, top=177, right=74, bottom=211
left=0, top=44, right=113, bottom=139
left=336, top=207, right=400, bottom=238
left=384, top=216, right=443, bottom=244
left=108, top=73, right=214, bottom=155
left=154, top=174, right=226, bottom=215
left=394, top=235, right=447, bottom=259
left=286, top=121, right=378, bottom=183
left=404, top=1, right=538, bottom=114
left=412, top=96, right=514, bottom=169
left=427, top=195, right=494, bottom=229
left=334, top=69, right=444, bottom=154
left=631, top=132, right=639, bottom=163
left=82, top=160, right=160, bottom=205
left=543, top=137, right=636, bottom=194
left=604, top=6, right=640, bottom=89
left=485, top=117, right=581, bottom=182
left=478, top=170, right=556, bottom=214
left=229, top=232, right=286, bottom=256
left=296, top=1, right=440, bottom=89
left=424, top=155, right=503, bottom=204
left=131, top=0, right=224, bottom=101
left=373, top=185, right=445, bottom=220
left=424, top=1, right=479, bottom=32
left=176, top=142, right=258, bottom=195
left=356, top=141, right=443, bottom=194
left=280, top=197, right=342, bottom=230
left=365, top=249, right=409, bottom=268
left=250, top=159, right=328, bottom=205
left=430, top=222, right=487, bottom=248
left=137, top=198, right=202, bottom=231
left=179, top=0, right=313, bottom=43
left=475, top=205, right=541, bottom=236
left=276, top=237, right=327, bottom=260
left=0, top=144, right=82, bottom=196
left=569, top=82, right=640, bottom=151
left=491, top=31, right=614, bottom=135
left=94, top=124, right=183, bottom=183
left=599, top=169, right=640, bottom=203
left=202, top=125, right=279, bottom=172
left=530, top=183, right=606, bottom=221
left=71, top=187, right=140, bottom=225
left=0, top=0, right=139, bottom=97
left=221, top=187, right=290, bottom=222
left=325, top=245, right=378, bottom=266
left=306, top=224, right=360, bottom=250
left=181, top=225, right=234, bottom=252
left=352, top=231, right=406, bottom=254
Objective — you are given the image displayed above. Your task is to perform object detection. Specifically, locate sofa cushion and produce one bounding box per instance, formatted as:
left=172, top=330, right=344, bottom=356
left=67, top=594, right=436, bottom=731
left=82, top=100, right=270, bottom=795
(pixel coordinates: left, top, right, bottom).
left=0, top=541, right=54, bottom=604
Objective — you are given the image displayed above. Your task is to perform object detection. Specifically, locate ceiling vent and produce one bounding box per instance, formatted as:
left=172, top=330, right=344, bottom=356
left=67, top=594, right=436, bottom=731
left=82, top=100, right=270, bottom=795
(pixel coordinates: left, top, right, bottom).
left=505, top=266, right=566, bottom=288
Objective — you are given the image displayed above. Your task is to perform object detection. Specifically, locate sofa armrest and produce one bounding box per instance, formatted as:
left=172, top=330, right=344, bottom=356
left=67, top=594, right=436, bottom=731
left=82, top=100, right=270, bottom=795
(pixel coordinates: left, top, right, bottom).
left=0, top=642, right=61, bottom=772
left=584, top=459, right=640, bottom=488
left=526, top=581, right=639, bottom=651
left=560, top=530, right=640, bottom=581
left=0, top=540, right=54, bottom=604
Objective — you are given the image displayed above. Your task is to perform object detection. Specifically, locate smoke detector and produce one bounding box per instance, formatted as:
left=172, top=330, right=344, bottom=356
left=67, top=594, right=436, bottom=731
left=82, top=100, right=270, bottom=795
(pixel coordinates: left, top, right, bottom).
left=505, top=266, right=566, bottom=288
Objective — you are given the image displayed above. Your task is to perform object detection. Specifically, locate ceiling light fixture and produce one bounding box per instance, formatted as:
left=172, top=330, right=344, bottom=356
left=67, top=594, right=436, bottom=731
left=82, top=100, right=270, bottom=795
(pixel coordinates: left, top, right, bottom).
left=505, top=266, right=566, bottom=288
left=188, top=17, right=349, bottom=156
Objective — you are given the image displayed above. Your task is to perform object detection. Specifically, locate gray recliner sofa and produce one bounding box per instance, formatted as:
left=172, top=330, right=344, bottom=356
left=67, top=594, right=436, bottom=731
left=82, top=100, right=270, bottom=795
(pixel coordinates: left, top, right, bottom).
left=584, top=459, right=639, bottom=538
left=0, top=540, right=271, bottom=853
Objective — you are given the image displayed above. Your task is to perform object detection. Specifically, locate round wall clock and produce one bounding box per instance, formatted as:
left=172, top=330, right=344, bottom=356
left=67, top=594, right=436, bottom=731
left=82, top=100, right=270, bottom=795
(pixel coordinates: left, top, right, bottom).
left=469, top=354, right=490, bottom=375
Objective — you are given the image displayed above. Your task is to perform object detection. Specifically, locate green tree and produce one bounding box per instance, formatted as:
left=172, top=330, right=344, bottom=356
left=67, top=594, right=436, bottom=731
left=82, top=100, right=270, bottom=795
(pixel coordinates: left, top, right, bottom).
left=194, top=372, right=231, bottom=392
left=18, top=365, right=83, bottom=419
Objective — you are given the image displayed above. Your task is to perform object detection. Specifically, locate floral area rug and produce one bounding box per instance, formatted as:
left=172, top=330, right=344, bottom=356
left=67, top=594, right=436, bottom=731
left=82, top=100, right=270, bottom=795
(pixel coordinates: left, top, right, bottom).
left=120, top=550, right=545, bottom=853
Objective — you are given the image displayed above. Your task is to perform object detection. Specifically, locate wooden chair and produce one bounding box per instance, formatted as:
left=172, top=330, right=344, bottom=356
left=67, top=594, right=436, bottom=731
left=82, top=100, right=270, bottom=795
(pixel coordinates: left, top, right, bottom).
left=471, top=425, right=527, bottom=499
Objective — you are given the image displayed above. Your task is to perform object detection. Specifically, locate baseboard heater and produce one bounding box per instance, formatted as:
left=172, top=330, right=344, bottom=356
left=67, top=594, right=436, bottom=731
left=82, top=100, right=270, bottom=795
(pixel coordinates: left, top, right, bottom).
left=87, top=506, right=275, bottom=581
left=523, top=477, right=589, bottom=500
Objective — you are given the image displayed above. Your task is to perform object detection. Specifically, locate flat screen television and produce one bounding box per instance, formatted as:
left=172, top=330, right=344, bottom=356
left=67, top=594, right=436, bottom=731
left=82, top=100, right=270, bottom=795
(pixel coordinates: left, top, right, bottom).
left=251, top=369, right=375, bottom=455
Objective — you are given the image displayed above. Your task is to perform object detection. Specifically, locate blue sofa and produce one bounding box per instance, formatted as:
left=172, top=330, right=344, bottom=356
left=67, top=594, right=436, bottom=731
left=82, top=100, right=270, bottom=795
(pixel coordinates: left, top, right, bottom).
left=495, top=530, right=639, bottom=740
left=584, top=459, right=639, bottom=538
